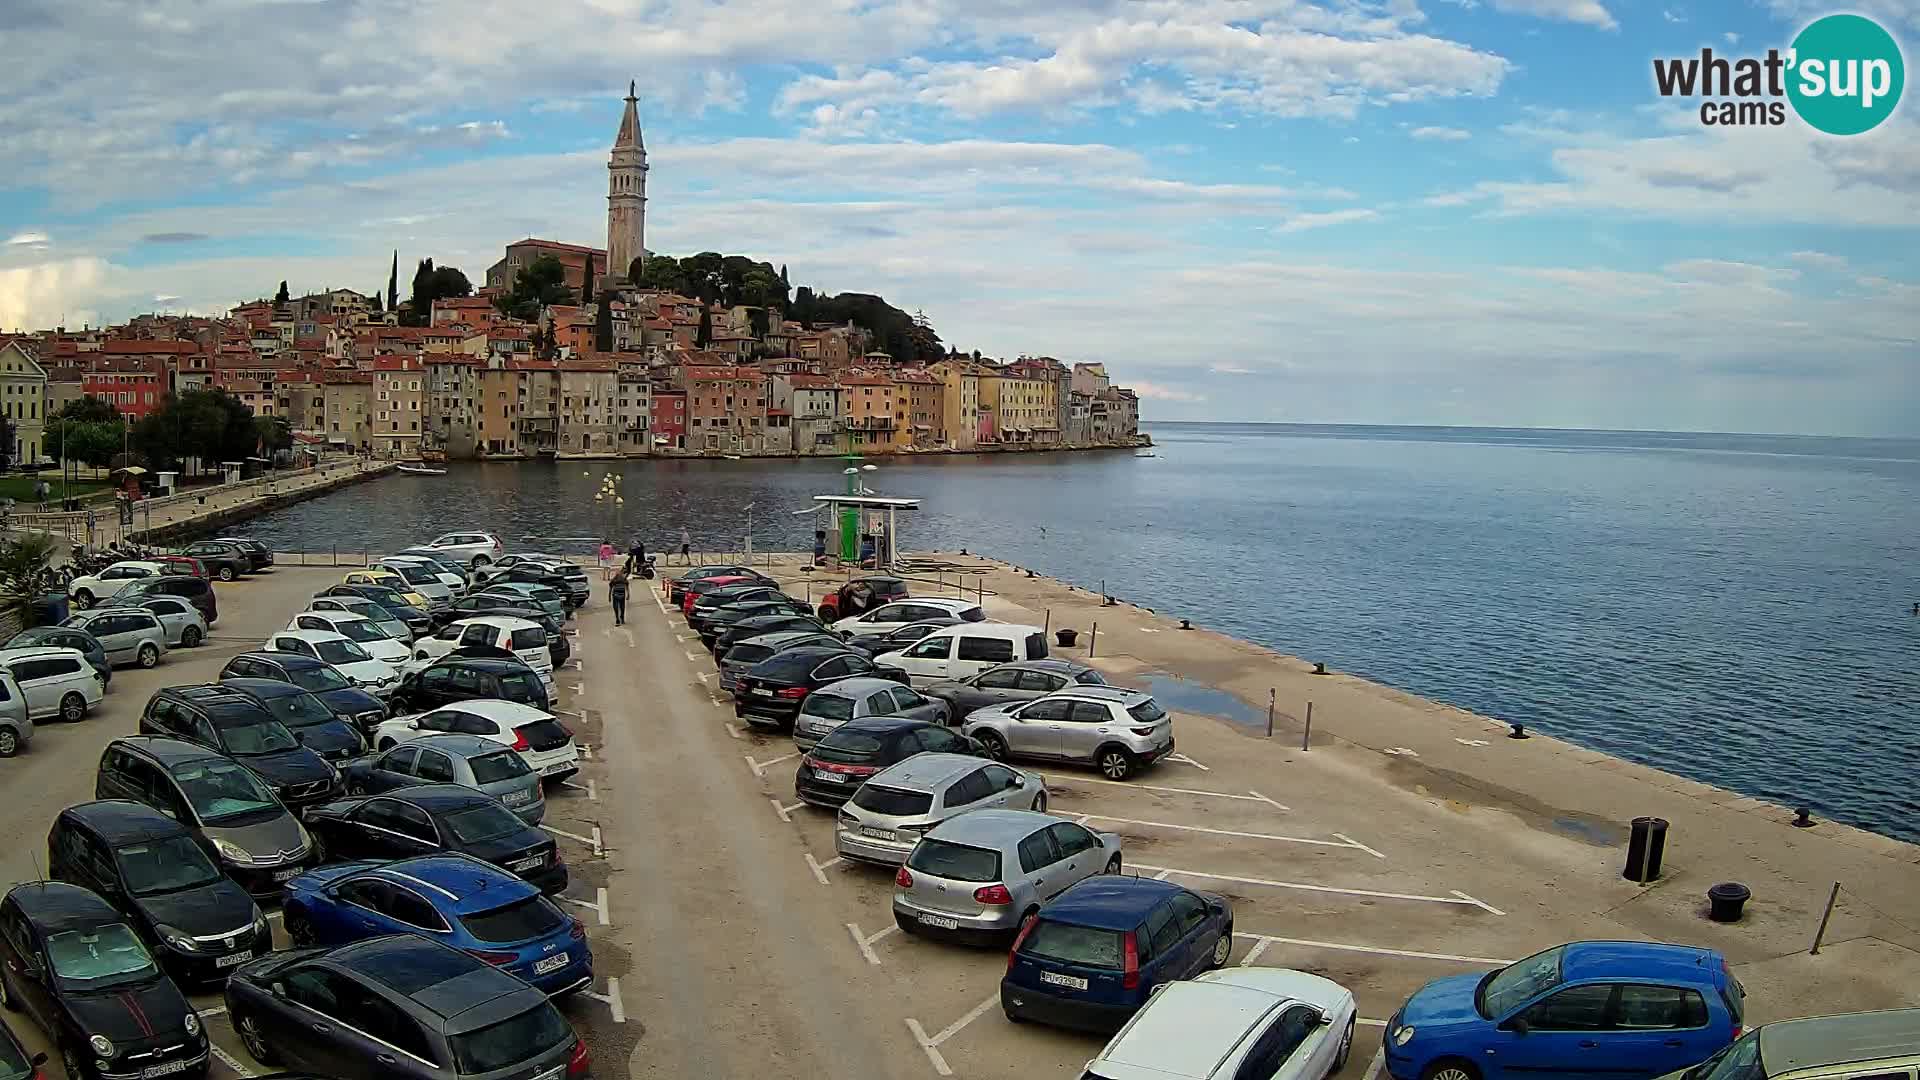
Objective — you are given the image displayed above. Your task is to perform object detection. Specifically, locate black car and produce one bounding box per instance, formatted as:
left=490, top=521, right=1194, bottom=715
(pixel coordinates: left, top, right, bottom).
left=794, top=717, right=984, bottom=808
left=511, top=560, right=590, bottom=607
left=218, top=652, right=388, bottom=735
left=303, top=786, right=565, bottom=894
left=733, top=646, right=909, bottom=731
left=210, top=538, right=274, bottom=571
left=922, top=659, right=1110, bottom=715
left=711, top=613, right=828, bottom=655
left=141, top=686, right=342, bottom=812
left=669, top=565, right=777, bottom=605
left=317, top=585, right=432, bottom=635
left=47, top=802, right=268, bottom=986
left=0, top=1013, right=46, bottom=1080
left=0, top=882, right=209, bottom=1080
left=698, top=600, right=819, bottom=649
left=177, top=541, right=251, bottom=582
left=484, top=567, right=578, bottom=608
left=842, top=617, right=965, bottom=656
left=390, top=657, right=550, bottom=714
left=116, top=575, right=217, bottom=625
left=216, top=679, right=368, bottom=764
left=225, top=934, right=587, bottom=1080
left=688, top=586, right=808, bottom=633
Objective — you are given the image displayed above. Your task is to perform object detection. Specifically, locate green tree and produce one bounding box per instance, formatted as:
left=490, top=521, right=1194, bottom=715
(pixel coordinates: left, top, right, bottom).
left=695, top=306, right=712, bottom=349
left=680, top=252, right=726, bottom=304
left=254, top=414, right=293, bottom=456
left=0, top=533, right=55, bottom=625
left=495, top=255, right=575, bottom=323
left=274, top=280, right=290, bottom=307
left=404, top=259, right=472, bottom=325
left=387, top=250, right=400, bottom=312
left=52, top=397, right=122, bottom=425
left=132, top=389, right=259, bottom=475
left=635, top=254, right=686, bottom=293
left=0, top=414, right=14, bottom=469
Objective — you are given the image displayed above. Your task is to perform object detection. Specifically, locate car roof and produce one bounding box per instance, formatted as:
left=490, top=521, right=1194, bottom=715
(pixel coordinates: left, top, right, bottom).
left=813, top=676, right=911, bottom=698
left=427, top=699, right=553, bottom=723
left=75, top=606, right=156, bottom=618
left=297, top=610, right=372, bottom=623
left=764, top=646, right=851, bottom=663
left=1196, top=968, right=1351, bottom=1012
left=838, top=716, right=932, bottom=735
left=428, top=656, right=530, bottom=673
left=407, top=733, right=512, bottom=758
left=102, top=560, right=168, bottom=573
left=1014, top=659, right=1094, bottom=675
left=1050, top=685, right=1151, bottom=704
left=926, top=808, right=1054, bottom=846
left=62, top=799, right=190, bottom=844
left=733, top=630, right=822, bottom=648
left=360, top=855, right=540, bottom=915
left=1043, top=876, right=1184, bottom=929
left=1760, top=1009, right=1920, bottom=1071
left=869, top=753, right=983, bottom=791
left=1099, top=980, right=1292, bottom=1078
left=166, top=684, right=275, bottom=719
left=451, top=616, right=539, bottom=632
left=219, top=677, right=308, bottom=700
left=375, top=783, right=496, bottom=810
left=1559, top=941, right=1722, bottom=985
left=880, top=597, right=976, bottom=611
left=271, top=629, right=351, bottom=644
left=113, top=734, right=229, bottom=765
left=242, top=650, right=327, bottom=670
left=4, top=881, right=124, bottom=930
left=328, top=935, right=532, bottom=1021
left=0, top=645, right=87, bottom=660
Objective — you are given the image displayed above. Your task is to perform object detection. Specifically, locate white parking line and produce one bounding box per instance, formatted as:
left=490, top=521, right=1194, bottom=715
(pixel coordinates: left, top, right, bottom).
left=1363, top=1048, right=1386, bottom=1080
left=770, top=798, right=808, bottom=823
left=905, top=993, right=999, bottom=1078
left=684, top=650, right=703, bottom=662
left=1237, top=932, right=1513, bottom=966
left=1333, top=832, right=1386, bottom=859
left=675, top=633, right=687, bottom=642
left=577, top=743, right=593, bottom=759
left=744, top=750, right=800, bottom=778
left=577, top=978, right=626, bottom=1024
left=1062, top=776, right=1290, bottom=810
left=1133, top=864, right=1506, bottom=914
left=845, top=921, right=899, bottom=965
left=540, top=823, right=604, bottom=857
left=559, top=887, right=611, bottom=926
left=696, top=671, right=713, bottom=683
left=804, top=853, right=844, bottom=885
left=724, top=723, right=746, bottom=741
left=1165, top=752, right=1210, bottom=771
left=1076, top=813, right=1376, bottom=853
left=560, top=778, right=597, bottom=802
left=209, top=1044, right=255, bottom=1078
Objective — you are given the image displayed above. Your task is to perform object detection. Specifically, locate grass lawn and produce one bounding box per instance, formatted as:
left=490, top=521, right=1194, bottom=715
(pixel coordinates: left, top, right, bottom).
left=0, top=475, right=112, bottom=503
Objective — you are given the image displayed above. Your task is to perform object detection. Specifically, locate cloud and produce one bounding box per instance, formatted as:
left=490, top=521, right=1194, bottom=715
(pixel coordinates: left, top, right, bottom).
left=1490, top=0, right=1618, bottom=28
left=1208, top=363, right=1254, bottom=374
left=151, top=294, right=182, bottom=306
left=138, top=232, right=209, bottom=245
left=5, top=232, right=49, bottom=249
left=1130, top=379, right=1208, bottom=403
left=1276, top=208, right=1381, bottom=231
left=0, top=258, right=110, bottom=332
left=1790, top=251, right=1850, bottom=272
left=1662, top=8, right=1685, bottom=21
left=1410, top=125, right=1471, bottom=140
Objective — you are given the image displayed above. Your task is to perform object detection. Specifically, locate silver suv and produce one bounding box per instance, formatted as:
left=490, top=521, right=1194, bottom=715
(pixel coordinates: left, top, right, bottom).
left=61, top=607, right=169, bottom=669
left=960, top=686, right=1173, bottom=780
left=834, top=753, right=1047, bottom=865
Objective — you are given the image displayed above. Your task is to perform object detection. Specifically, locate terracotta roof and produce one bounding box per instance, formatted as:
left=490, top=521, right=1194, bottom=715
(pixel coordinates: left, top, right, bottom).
left=787, top=374, right=835, bottom=389
left=369, top=355, right=420, bottom=371
left=560, top=355, right=617, bottom=373
left=507, top=238, right=606, bottom=257
left=837, top=372, right=891, bottom=386
left=101, top=339, right=199, bottom=355
left=686, top=366, right=760, bottom=381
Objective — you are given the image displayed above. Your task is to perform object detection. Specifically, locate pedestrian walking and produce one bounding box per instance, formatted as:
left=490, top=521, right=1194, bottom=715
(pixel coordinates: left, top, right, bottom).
left=678, top=526, right=691, bottom=565
left=598, top=539, right=615, bottom=576
left=608, top=567, right=630, bottom=626
left=813, top=529, right=827, bottom=566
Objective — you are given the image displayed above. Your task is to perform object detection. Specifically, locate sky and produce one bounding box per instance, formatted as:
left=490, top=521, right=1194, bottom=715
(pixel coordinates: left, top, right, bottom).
left=1, top=0, right=1916, bottom=436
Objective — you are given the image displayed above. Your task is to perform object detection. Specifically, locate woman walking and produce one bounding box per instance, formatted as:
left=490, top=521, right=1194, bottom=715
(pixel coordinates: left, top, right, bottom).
left=608, top=567, right=630, bottom=626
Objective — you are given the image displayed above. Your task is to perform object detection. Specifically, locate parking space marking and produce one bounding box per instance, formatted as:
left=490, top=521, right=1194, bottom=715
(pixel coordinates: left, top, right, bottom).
left=724, top=722, right=746, bottom=740
left=577, top=977, right=626, bottom=1024
left=653, top=589, right=668, bottom=614
left=209, top=1044, right=255, bottom=1078
left=684, top=650, right=703, bottom=662
left=1061, top=776, right=1290, bottom=810
left=560, top=778, right=597, bottom=801
left=804, top=853, right=844, bottom=885
left=770, top=798, right=808, bottom=823
left=1333, top=832, right=1386, bottom=859
left=744, top=750, right=800, bottom=777
left=1134, top=864, right=1505, bottom=914
left=1075, top=813, right=1377, bottom=853
left=577, top=743, right=593, bottom=759
left=1237, top=932, right=1513, bottom=966
left=197, top=1005, right=228, bottom=1019
left=1363, top=1048, right=1386, bottom=1080
left=675, top=633, right=687, bottom=642
left=540, top=823, right=604, bottom=857
left=696, top=671, right=713, bottom=683
left=846, top=921, right=899, bottom=965
left=558, top=887, right=611, bottom=926
left=1165, top=752, right=1210, bottom=771
left=905, top=993, right=999, bottom=1078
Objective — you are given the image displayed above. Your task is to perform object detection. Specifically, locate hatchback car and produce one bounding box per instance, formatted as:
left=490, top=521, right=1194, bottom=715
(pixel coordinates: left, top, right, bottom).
left=734, top=646, right=907, bottom=731
left=482, top=568, right=577, bottom=610
left=218, top=678, right=368, bottom=764
left=508, top=560, right=589, bottom=607
left=925, top=659, right=1108, bottom=716
left=390, top=657, right=551, bottom=714
left=317, top=584, right=431, bottom=636
left=139, top=686, right=342, bottom=812
left=65, top=561, right=169, bottom=609
left=717, top=630, right=848, bottom=693
left=835, top=754, right=1047, bottom=865
left=116, top=576, right=218, bottom=626
left=421, top=529, right=506, bottom=565
left=792, top=677, right=952, bottom=749
left=0, top=882, right=208, bottom=1080
left=94, top=737, right=317, bottom=897
left=218, top=652, right=388, bottom=735
left=0, top=647, right=104, bottom=722
left=224, top=933, right=588, bottom=1080
left=380, top=555, right=466, bottom=594
left=677, top=575, right=758, bottom=615
left=303, top=785, right=565, bottom=894
left=344, top=735, right=546, bottom=824
left=148, top=555, right=206, bottom=580
left=688, top=586, right=807, bottom=633
left=372, top=699, right=577, bottom=782
left=0, top=671, right=29, bottom=758
left=308, top=595, right=415, bottom=641
left=209, top=537, right=275, bottom=571
left=964, top=686, right=1175, bottom=781
left=280, top=854, right=590, bottom=995
left=831, top=597, right=987, bottom=637
left=373, top=560, right=454, bottom=603
left=893, top=809, right=1121, bottom=942
left=132, top=596, right=210, bottom=649
left=403, top=618, right=554, bottom=686
left=1659, top=1008, right=1916, bottom=1080
left=284, top=612, right=410, bottom=665
left=1385, top=941, right=1742, bottom=1080
left=47, top=801, right=270, bottom=986
left=1001, top=876, right=1235, bottom=1033
left=1087, top=967, right=1359, bottom=1080
left=262, top=630, right=401, bottom=699
left=340, top=570, right=429, bottom=609
left=3, top=627, right=110, bottom=687
left=177, top=540, right=251, bottom=581
left=794, top=716, right=982, bottom=808
left=842, top=617, right=964, bottom=656
left=60, top=608, right=167, bottom=669
left=669, top=565, right=777, bottom=605
left=711, top=613, right=828, bottom=655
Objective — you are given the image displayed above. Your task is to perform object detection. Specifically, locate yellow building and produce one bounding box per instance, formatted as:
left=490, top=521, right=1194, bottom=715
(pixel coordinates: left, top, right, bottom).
left=839, top=371, right=904, bottom=451
left=0, top=341, right=48, bottom=465
left=927, top=359, right=982, bottom=450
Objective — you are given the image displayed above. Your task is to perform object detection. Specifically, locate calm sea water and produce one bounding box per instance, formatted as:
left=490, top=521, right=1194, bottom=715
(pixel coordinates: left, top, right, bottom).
left=234, top=424, right=1920, bottom=840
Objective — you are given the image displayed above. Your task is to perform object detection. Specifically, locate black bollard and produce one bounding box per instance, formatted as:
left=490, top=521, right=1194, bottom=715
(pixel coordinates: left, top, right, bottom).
left=1179, top=619, right=1191, bottom=630
left=1311, top=662, right=1327, bottom=675
left=1707, top=882, right=1751, bottom=922
left=1509, top=722, right=1530, bottom=739
left=1625, top=817, right=1669, bottom=883
left=1793, top=807, right=1816, bottom=828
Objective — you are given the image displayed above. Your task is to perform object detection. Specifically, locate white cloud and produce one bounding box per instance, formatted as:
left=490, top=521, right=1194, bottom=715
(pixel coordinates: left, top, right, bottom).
left=0, top=258, right=110, bottom=332
left=1276, top=208, right=1381, bottom=231
left=1131, top=379, right=1208, bottom=402
left=1208, top=363, right=1254, bottom=374
left=5, top=232, right=49, bottom=249
left=1490, top=0, right=1618, bottom=29
left=1790, top=251, right=1850, bottom=272
left=1410, top=125, right=1471, bottom=140
left=1662, top=8, right=1685, bottom=21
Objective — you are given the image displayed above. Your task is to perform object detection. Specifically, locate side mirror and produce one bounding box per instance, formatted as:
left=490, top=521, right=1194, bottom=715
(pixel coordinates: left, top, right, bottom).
left=407, top=721, right=420, bottom=730
left=271, top=982, right=287, bottom=999
left=1317, top=1011, right=1335, bottom=1026
left=1505, top=1018, right=1531, bottom=1036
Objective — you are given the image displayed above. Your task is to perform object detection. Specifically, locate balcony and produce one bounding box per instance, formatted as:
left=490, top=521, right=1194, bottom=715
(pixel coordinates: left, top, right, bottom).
left=843, top=415, right=896, bottom=431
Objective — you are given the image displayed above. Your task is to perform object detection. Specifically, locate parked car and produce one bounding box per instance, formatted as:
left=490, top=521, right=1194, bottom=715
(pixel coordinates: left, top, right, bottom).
left=402, top=617, right=554, bottom=685
left=303, top=785, right=565, bottom=894
left=733, top=646, right=907, bottom=731
left=393, top=549, right=471, bottom=585
left=318, top=584, right=430, bottom=635
left=834, top=754, right=1047, bottom=865
left=209, top=537, right=275, bottom=572
left=378, top=555, right=464, bottom=592
left=4, top=627, right=110, bottom=686
left=688, top=586, right=807, bottom=633
left=262, top=630, right=401, bottom=698
left=1385, top=942, right=1742, bottom=1080
left=0, top=647, right=103, bottom=722
left=878, top=622, right=1050, bottom=686
left=842, top=616, right=964, bottom=656
left=343, top=735, right=546, bottom=824
left=309, top=595, right=414, bottom=641
left=139, top=685, right=342, bottom=812
left=117, top=575, right=218, bottom=626
left=962, top=685, right=1175, bottom=781
left=373, top=559, right=454, bottom=603
left=65, top=560, right=169, bottom=609
left=47, top=801, right=270, bottom=986
left=0, top=882, right=209, bottom=1080
left=430, top=600, right=569, bottom=663
left=372, top=699, right=577, bottom=782
left=717, top=630, right=849, bottom=693
left=893, top=809, right=1122, bottom=943
left=792, top=676, right=951, bottom=749
left=284, top=611, right=410, bottom=665
left=815, top=575, right=911, bottom=621
left=794, top=716, right=982, bottom=808
left=699, top=601, right=821, bottom=650
left=391, top=657, right=549, bottom=714
left=218, top=652, right=388, bottom=735
left=60, top=608, right=167, bottom=669
left=0, top=671, right=28, bottom=757
left=421, top=529, right=506, bottom=565
left=677, top=575, right=758, bottom=615
left=225, top=933, right=588, bottom=1080
left=94, top=737, right=317, bottom=897
left=280, top=854, right=591, bottom=994
left=1088, top=967, right=1359, bottom=1080
left=1658, top=1008, right=1919, bottom=1080
left=177, top=540, right=251, bottom=582
left=1001, top=875, right=1235, bottom=1033
left=149, top=554, right=206, bottom=579
left=507, top=559, right=589, bottom=607
left=218, top=678, right=368, bottom=764
left=669, top=565, right=777, bottom=605
left=471, top=583, right=568, bottom=623
left=832, top=597, right=987, bottom=637
left=340, top=570, right=431, bottom=610
left=924, top=659, right=1108, bottom=715
left=132, top=595, right=210, bottom=648
left=712, top=613, right=828, bottom=655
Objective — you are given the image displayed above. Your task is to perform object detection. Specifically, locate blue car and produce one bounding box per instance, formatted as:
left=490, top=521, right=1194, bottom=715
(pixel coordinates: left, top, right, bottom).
left=1384, top=941, right=1743, bottom=1080
left=280, top=853, right=592, bottom=996
left=1000, top=876, right=1233, bottom=1033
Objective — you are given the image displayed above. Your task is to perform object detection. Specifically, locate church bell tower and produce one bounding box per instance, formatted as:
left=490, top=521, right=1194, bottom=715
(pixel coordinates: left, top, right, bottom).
left=606, top=81, right=647, bottom=286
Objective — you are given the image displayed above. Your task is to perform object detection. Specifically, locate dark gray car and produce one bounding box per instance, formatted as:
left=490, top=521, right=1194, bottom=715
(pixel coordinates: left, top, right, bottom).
left=716, top=630, right=848, bottom=692
left=843, top=617, right=964, bottom=656
left=345, top=733, right=546, bottom=824
left=923, top=659, right=1109, bottom=717
left=791, top=676, right=952, bottom=749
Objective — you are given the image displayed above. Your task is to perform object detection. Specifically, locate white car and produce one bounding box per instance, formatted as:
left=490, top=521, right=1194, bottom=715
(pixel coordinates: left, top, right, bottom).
left=372, top=698, right=579, bottom=780
left=308, top=595, right=413, bottom=643
left=470, top=553, right=567, bottom=586
left=131, top=595, right=210, bottom=648
left=66, top=561, right=170, bottom=609
left=400, top=616, right=555, bottom=684
left=284, top=611, right=411, bottom=665
left=423, top=530, right=505, bottom=566
left=380, top=554, right=464, bottom=591
left=262, top=629, right=401, bottom=698
left=374, top=559, right=455, bottom=602
left=0, top=646, right=104, bottom=722
left=832, top=598, right=989, bottom=637
left=1085, top=968, right=1358, bottom=1080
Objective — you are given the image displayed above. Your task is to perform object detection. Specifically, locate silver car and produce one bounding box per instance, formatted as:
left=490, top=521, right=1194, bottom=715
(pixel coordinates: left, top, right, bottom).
left=61, top=607, right=169, bottom=669
left=792, top=676, right=952, bottom=750
left=134, top=595, right=210, bottom=648
left=893, top=809, right=1122, bottom=940
left=960, top=685, right=1174, bottom=780
left=835, top=753, right=1048, bottom=865
left=346, top=733, right=547, bottom=824
left=0, top=670, right=30, bottom=757
left=308, top=595, right=413, bottom=642
left=717, top=630, right=847, bottom=693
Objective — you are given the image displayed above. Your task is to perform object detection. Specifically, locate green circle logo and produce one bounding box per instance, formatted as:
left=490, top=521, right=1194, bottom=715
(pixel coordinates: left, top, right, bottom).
left=1787, top=14, right=1905, bottom=135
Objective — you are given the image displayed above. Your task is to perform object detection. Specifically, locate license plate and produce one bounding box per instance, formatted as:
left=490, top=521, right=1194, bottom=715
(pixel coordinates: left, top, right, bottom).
left=751, top=687, right=773, bottom=696
left=141, top=1061, right=191, bottom=1078
left=533, top=954, right=570, bottom=975
left=511, top=856, right=544, bottom=871
left=814, top=770, right=846, bottom=783
left=541, top=761, right=571, bottom=775
left=214, top=950, right=254, bottom=969
left=1040, top=971, right=1089, bottom=991
left=917, top=914, right=960, bottom=930
left=532, top=1066, right=565, bottom=1080
left=503, top=790, right=530, bottom=805
left=273, top=866, right=303, bottom=882
left=860, top=826, right=895, bottom=841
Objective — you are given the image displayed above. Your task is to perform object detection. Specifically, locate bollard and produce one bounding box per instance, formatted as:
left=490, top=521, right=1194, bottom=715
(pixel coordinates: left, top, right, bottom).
left=1302, top=700, right=1313, bottom=750
left=1809, top=882, right=1840, bottom=953
left=1708, top=882, right=1752, bottom=924
left=1509, top=722, right=1530, bottom=740
left=1044, top=608, right=1051, bottom=637
left=1179, top=618, right=1191, bottom=630
left=1088, top=621, right=1098, bottom=658
left=1266, top=689, right=1275, bottom=739
left=1311, top=662, right=1327, bottom=675
left=1794, top=807, right=1816, bottom=828
left=1624, top=817, right=1669, bottom=883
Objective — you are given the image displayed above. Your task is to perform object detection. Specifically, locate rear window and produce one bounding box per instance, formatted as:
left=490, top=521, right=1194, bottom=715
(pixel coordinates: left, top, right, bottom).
left=813, top=729, right=885, bottom=760
left=458, top=895, right=565, bottom=943
left=449, top=1003, right=573, bottom=1074
left=957, top=636, right=1015, bottom=663
left=1075, top=670, right=1108, bottom=686
left=727, top=644, right=775, bottom=665
left=443, top=803, right=525, bottom=844
left=498, top=672, right=544, bottom=701
left=1127, top=700, right=1167, bottom=724
left=755, top=651, right=824, bottom=677
left=1022, top=920, right=1124, bottom=969
left=470, top=750, right=531, bottom=785
left=514, top=719, right=571, bottom=747
left=960, top=607, right=988, bottom=623
left=509, top=628, right=546, bottom=651
left=801, top=694, right=854, bottom=721
left=852, top=785, right=934, bottom=816
left=906, top=839, right=1001, bottom=882
left=1024, top=633, right=1049, bottom=660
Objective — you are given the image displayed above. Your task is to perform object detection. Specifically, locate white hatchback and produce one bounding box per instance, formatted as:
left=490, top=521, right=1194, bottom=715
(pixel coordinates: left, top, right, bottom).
left=67, top=560, right=170, bottom=609
left=283, top=611, right=412, bottom=665
left=1086, top=968, right=1358, bottom=1080
left=402, top=616, right=554, bottom=685
left=372, top=698, right=579, bottom=780
left=262, top=629, right=402, bottom=698
left=831, top=598, right=989, bottom=637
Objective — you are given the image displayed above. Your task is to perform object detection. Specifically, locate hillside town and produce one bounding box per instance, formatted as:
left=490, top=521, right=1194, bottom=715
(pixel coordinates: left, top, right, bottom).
left=0, top=85, right=1143, bottom=464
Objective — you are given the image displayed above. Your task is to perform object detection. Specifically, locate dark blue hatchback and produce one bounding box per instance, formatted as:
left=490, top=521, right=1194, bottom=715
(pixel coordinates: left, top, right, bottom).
left=1000, top=876, right=1233, bottom=1034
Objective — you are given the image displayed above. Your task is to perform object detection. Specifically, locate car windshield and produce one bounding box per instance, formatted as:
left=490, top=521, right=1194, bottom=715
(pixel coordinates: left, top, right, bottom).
left=329, top=620, right=387, bottom=643
left=172, top=760, right=281, bottom=823
left=443, top=803, right=525, bottom=844
left=470, top=750, right=531, bottom=785
left=801, top=694, right=855, bottom=721
left=1127, top=700, right=1167, bottom=724
left=45, top=924, right=158, bottom=987
left=116, top=835, right=223, bottom=896
left=218, top=718, right=300, bottom=755
left=450, top=1002, right=573, bottom=1074
left=1478, top=946, right=1566, bottom=1018
left=261, top=691, right=337, bottom=729
left=1022, top=920, right=1124, bottom=969
left=0, top=1030, right=30, bottom=1080
left=1685, top=1032, right=1762, bottom=1080
left=286, top=665, right=350, bottom=692
left=313, top=639, right=372, bottom=664
left=389, top=565, right=436, bottom=584
left=499, top=672, right=543, bottom=701
left=852, top=784, right=934, bottom=816
left=458, top=895, right=565, bottom=943
left=906, top=839, right=1000, bottom=881
left=960, top=607, right=987, bottom=622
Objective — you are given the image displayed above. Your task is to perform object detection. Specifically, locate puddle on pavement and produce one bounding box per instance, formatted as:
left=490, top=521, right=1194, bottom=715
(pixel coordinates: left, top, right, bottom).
left=1142, top=672, right=1268, bottom=731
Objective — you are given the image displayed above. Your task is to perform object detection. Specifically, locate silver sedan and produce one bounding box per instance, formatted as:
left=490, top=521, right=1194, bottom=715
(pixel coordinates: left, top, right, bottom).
left=893, top=809, right=1122, bottom=942
left=835, top=754, right=1047, bottom=865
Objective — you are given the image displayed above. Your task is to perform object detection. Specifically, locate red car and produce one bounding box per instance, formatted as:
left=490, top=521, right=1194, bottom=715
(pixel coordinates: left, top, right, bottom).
left=815, top=575, right=910, bottom=622
left=681, top=575, right=756, bottom=615
left=152, top=554, right=207, bottom=578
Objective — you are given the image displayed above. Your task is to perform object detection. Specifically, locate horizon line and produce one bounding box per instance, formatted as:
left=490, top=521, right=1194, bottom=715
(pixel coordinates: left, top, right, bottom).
left=1138, top=420, right=1920, bottom=441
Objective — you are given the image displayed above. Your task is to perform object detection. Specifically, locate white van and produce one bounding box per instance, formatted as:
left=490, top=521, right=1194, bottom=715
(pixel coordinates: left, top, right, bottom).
left=877, top=623, right=1048, bottom=686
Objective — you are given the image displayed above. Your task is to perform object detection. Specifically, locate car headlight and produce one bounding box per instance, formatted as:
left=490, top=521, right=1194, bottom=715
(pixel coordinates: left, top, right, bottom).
left=324, top=761, right=341, bottom=782
left=89, top=1035, right=114, bottom=1058
left=294, top=820, right=314, bottom=856
left=252, top=911, right=271, bottom=938
left=212, top=838, right=257, bottom=866
left=184, top=1012, right=200, bottom=1037
left=1393, top=1025, right=1415, bottom=1047
left=160, top=926, right=198, bottom=953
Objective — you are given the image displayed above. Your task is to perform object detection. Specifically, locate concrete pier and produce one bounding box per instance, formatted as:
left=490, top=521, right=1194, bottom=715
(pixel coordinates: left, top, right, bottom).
left=12, top=458, right=395, bottom=546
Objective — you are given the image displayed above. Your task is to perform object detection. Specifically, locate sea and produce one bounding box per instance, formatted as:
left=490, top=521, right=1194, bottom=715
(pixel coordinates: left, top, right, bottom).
left=232, top=423, right=1920, bottom=841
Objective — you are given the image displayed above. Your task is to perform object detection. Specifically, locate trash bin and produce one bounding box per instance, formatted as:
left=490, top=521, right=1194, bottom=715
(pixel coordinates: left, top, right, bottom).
left=1708, top=882, right=1751, bottom=922
left=1624, top=816, right=1669, bottom=882
left=1056, top=628, right=1078, bottom=648
left=34, top=592, right=68, bottom=627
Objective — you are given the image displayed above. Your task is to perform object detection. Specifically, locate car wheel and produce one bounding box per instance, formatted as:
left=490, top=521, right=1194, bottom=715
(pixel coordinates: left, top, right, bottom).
left=72, top=589, right=94, bottom=609
left=1211, top=930, right=1232, bottom=968
left=1097, top=745, right=1136, bottom=780
left=472, top=554, right=491, bottom=567
left=284, top=910, right=315, bottom=947
left=1334, top=1015, right=1356, bottom=1070
left=217, top=566, right=236, bottom=582
left=181, top=626, right=202, bottom=648
left=1104, top=855, right=1122, bottom=875
left=0, top=729, right=17, bottom=758
left=137, top=643, right=159, bottom=668
left=236, top=1013, right=281, bottom=1066
left=1029, top=789, right=1047, bottom=812
left=60, top=693, right=86, bottom=722
left=1422, top=1060, right=1480, bottom=1080
left=976, top=731, right=1009, bottom=761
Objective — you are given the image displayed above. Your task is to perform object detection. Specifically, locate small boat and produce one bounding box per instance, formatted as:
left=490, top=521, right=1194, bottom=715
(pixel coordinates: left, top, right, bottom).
left=396, top=463, right=446, bottom=476
left=722, top=454, right=742, bottom=460
left=1134, top=450, right=1157, bottom=458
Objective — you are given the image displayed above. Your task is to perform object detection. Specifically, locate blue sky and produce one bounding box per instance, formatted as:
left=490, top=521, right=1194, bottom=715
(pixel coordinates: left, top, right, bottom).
left=1, top=0, right=1915, bottom=435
